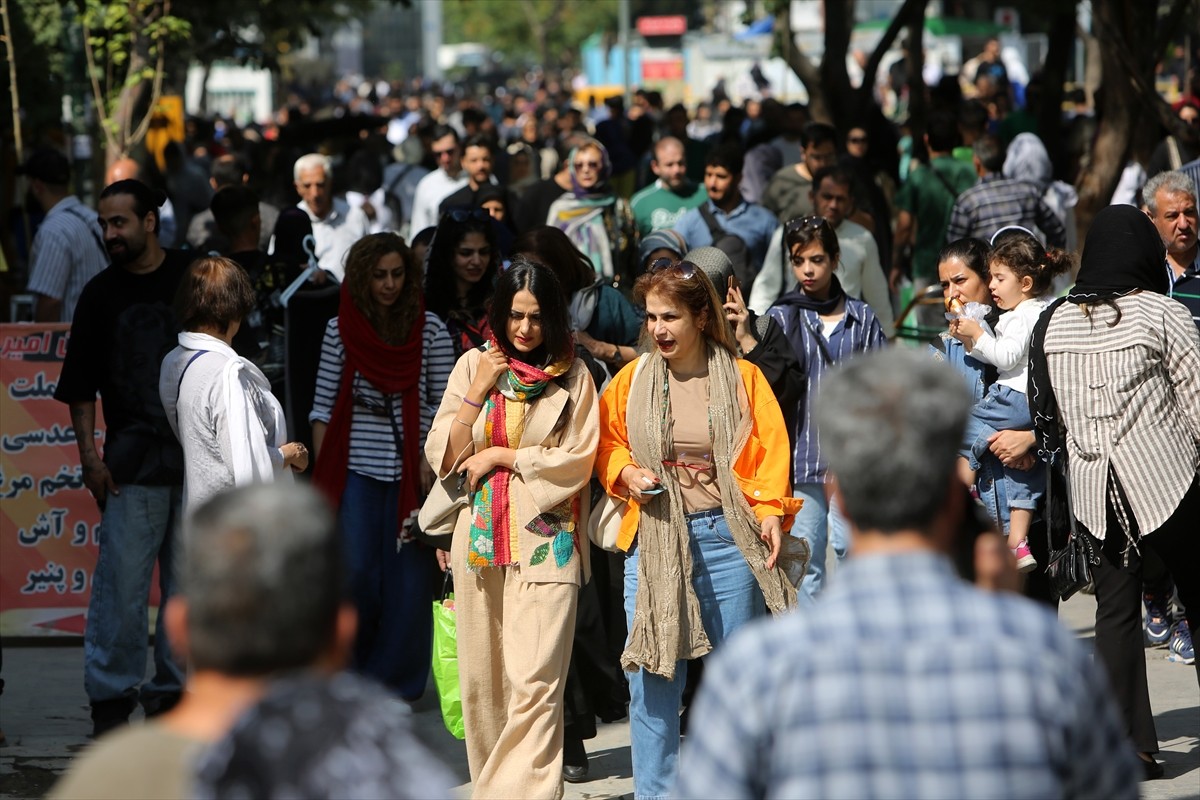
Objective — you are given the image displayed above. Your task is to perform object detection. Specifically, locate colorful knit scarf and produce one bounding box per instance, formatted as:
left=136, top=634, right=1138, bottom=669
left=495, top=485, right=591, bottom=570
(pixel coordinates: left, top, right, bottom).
left=466, top=340, right=573, bottom=571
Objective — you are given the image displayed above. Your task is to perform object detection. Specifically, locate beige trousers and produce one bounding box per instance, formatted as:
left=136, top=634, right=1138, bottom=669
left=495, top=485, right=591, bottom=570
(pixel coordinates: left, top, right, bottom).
left=455, top=565, right=578, bottom=800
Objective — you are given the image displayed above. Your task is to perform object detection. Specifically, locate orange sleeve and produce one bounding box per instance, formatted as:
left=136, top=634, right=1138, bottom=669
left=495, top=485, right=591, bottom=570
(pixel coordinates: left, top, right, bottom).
left=733, top=361, right=804, bottom=530
left=596, top=358, right=639, bottom=494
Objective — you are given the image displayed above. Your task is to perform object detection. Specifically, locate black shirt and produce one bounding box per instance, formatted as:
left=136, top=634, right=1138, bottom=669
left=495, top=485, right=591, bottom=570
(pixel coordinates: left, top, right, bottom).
left=55, top=249, right=194, bottom=485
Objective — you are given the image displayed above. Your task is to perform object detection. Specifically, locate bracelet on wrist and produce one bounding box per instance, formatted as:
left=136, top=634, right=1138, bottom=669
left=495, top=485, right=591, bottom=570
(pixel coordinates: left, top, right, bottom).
left=454, top=418, right=473, bottom=428
left=462, top=396, right=484, bottom=409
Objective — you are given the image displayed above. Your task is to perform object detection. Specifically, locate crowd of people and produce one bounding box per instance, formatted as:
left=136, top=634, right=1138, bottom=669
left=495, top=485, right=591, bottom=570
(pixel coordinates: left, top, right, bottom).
left=9, top=40, right=1200, bottom=798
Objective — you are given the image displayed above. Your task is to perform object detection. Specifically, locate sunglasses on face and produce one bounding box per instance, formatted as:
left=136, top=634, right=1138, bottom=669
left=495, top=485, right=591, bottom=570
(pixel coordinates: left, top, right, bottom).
left=848, top=136, right=869, bottom=145
left=574, top=160, right=602, bottom=170
left=648, top=257, right=698, bottom=279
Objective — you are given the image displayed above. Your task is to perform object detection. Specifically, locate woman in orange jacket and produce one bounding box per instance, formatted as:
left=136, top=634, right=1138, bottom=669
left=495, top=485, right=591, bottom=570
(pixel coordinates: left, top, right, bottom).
left=595, top=257, right=804, bottom=800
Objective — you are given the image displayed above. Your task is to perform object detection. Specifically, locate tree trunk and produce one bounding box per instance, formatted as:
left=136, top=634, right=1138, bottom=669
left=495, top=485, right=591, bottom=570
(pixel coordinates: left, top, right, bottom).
left=775, top=5, right=830, bottom=124
left=821, top=0, right=855, bottom=130
left=903, top=3, right=928, bottom=153
left=1036, top=9, right=1075, bottom=181
left=1074, top=0, right=1156, bottom=242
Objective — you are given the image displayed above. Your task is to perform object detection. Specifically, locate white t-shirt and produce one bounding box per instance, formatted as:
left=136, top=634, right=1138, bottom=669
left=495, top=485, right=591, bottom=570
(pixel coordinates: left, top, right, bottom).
left=971, top=295, right=1052, bottom=393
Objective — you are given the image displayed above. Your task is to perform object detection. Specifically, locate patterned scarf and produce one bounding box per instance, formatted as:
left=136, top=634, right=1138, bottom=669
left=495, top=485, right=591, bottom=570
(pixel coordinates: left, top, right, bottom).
left=466, top=339, right=574, bottom=571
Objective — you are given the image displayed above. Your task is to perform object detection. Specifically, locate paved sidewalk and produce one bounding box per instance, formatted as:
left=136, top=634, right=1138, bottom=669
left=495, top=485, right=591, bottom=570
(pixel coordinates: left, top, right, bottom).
left=1, top=593, right=1195, bottom=799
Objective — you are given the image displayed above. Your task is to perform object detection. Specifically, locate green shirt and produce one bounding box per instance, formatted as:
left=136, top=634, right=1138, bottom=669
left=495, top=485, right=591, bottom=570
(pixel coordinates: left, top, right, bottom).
left=630, top=181, right=707, bottom=237
left=895, top=156, right=978, bottom=283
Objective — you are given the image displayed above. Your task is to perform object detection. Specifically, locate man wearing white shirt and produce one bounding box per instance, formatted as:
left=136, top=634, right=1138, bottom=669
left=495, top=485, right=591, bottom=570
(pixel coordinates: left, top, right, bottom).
left=294, top=153, right=370, bottom=282
left=751, top=166, right=895, bottom=337
left=408, top=125, right=468, bottom=233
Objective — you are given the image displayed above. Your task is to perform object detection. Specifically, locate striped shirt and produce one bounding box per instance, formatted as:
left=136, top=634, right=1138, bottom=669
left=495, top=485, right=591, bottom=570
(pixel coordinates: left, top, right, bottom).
left=768, top=297, right=886, bottom=485
left=1168, top=255, right=1200, bottom=330
left=946, top=175, right=1067, bottom=248
left=26, top=196, right=109, bottom=322
left=1041, top=294, right=1200, bottom=539
left=309, top=312, right=455, bottom=482
left=676, top=552, right=1141, bottom=800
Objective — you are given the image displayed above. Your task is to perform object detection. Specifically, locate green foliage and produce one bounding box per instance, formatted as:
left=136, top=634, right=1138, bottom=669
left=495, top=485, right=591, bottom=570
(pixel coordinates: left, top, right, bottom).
left=443, top=0, right=620, bottom=69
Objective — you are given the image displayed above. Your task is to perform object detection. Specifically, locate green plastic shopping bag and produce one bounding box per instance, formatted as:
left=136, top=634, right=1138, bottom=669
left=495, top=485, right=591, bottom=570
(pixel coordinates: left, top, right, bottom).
left=431, top=570, right=465, bottom=739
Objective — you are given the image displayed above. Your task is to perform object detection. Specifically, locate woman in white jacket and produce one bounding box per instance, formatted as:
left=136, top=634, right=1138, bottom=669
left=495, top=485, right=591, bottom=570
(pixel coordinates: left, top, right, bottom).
left=159, top=257, right=308, bottom=519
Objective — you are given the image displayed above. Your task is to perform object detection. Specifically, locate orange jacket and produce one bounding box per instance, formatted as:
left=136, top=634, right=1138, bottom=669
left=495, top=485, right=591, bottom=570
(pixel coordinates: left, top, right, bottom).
left=596, top=357, right=802, bottom=552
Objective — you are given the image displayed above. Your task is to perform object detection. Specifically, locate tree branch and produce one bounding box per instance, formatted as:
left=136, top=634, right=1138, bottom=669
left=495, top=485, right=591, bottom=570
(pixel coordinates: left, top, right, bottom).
left=128, top=0, right=169, bottom=147
left=774, top=4, right=830, bottom=122
left=860, top=0, right=922, bottom=99
left=1094, top=11, right=1190, bottom=140
left=82, top=20, right=120, bottom=158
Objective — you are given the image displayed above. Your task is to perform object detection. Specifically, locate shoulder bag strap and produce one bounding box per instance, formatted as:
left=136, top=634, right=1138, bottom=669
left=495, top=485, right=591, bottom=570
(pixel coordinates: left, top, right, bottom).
left=697, top=203, right=726, bottom=239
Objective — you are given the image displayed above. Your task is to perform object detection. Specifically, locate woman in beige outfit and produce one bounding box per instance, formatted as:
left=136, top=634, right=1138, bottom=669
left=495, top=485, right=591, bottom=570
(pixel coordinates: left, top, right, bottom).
left=425, top=257, right=599, bottom=798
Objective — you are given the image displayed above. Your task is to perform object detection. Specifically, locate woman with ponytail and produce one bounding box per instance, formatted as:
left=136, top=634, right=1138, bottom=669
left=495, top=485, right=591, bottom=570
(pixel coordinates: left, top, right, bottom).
left=425, top=257, right=599, bottom=797
left=309, top=233, right=456, bottom=699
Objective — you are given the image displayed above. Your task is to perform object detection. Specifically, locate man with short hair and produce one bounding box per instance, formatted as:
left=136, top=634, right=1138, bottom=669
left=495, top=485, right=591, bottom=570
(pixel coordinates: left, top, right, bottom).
left=672, top=143, right=779, bottom=293
left=48, top=483, right=454, bottom=800
left=762, top=122, right=839, bottom=223
left=676, top=350, right=1141, bottom=800
left=409, top=125, right=468, bottom=232
left=894, top=111, right=980, bottom=289
left=54, top=179, right=195, bottom=737
left=946, top=135, right=1067, bottom=248
left=186, top=155, right=279, bottom=253
left=439, top=133, right=503, bottom=216
left=1144, top=169, right=1200, bottom=329
left=293, top=153, right=370, bottom=282
left=750, top=166, right=895, bottom=336
left=630, top=136, right=708, bottom=237
left=19, top=147, right=108, bottom=322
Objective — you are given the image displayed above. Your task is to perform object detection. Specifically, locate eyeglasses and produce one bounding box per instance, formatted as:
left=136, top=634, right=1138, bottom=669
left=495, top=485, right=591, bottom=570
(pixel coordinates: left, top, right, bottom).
left=662, top=452, right=713, bottom=473
left=446, top=208, right=490, bottom=223
left=648, top=257, right=697, bottom=279
left=573, top=160, right=602, bottom=170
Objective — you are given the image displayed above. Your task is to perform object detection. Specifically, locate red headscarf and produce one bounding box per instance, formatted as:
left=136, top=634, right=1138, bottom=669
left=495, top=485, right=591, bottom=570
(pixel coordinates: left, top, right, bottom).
left=312, top=284, right=424, bottom=543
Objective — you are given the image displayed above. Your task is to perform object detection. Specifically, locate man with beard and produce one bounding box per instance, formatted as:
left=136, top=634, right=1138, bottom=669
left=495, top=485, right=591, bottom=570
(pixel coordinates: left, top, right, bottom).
left=18, top=147, right=108, bottom=322
left=54, top=179, right=194, bottom=737
left=630, top=137, right=708, bottom=237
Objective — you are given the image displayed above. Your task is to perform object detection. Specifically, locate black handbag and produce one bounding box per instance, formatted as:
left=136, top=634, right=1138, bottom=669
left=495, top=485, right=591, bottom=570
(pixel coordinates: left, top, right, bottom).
left=1043, top=453, right=1100, bottom=601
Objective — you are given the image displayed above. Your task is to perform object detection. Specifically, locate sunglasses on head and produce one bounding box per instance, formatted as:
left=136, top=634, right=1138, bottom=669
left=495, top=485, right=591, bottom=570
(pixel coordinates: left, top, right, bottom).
left=446, top=208, right=490, bottom=223
left=648, top=257, right=698, bottom=279
left=785, top=215, right=827, bottom=234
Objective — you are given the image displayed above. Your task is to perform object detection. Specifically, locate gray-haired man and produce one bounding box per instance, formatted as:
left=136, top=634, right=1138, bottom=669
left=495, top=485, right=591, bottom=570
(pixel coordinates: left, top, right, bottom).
left=49, top=483, right=453, bottom=800
left=677, top=350, right=1140, bottom=800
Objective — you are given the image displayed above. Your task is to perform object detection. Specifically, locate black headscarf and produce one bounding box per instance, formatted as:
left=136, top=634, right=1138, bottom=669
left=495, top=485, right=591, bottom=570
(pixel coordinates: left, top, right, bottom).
left=1066, top=204, right=1168, bottom=303
left=1028, top=204, right=1170, bottom=465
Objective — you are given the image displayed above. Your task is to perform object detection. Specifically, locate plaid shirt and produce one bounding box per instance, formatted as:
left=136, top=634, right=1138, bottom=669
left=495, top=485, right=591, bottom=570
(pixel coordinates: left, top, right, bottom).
left=946, top=175, right=1067, bottom=247
left=676, top=552, right=1140, bottom=800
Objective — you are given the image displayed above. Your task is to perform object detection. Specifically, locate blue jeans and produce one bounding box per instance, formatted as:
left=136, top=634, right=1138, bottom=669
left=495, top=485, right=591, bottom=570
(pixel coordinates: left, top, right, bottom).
left=339, top=471, right=437, bottom=700
left=623, top=510, right=765, bottom=800
left=961, top=384, right=1043, bottom=511
left=84, top=484, right=184, bottom=706
left=791, top=482, right=849, bottom=606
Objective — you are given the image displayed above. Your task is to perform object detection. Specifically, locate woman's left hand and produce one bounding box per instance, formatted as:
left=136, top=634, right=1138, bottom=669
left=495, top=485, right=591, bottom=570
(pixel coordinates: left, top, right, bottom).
left=724, top=286, right=757, bottom=353
left=760, top=515, right=783, bottom=570
left=459, top=447, right=515, bottom=491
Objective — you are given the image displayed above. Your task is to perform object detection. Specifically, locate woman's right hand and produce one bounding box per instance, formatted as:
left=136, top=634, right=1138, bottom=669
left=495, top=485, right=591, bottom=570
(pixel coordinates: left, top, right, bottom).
left=470, top=346, right=509, bottom=395
left=620, top=464, right=662, bottom=502
left=436, top=549, right=451, bottom=572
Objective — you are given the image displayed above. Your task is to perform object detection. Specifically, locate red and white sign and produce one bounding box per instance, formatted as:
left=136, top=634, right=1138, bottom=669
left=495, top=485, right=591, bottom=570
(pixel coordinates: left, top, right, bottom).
left=642, top=58, right=685, bottom=82
left=637, top=15, right=687, bottom=37
left=0, top=324, right=157, bottom=637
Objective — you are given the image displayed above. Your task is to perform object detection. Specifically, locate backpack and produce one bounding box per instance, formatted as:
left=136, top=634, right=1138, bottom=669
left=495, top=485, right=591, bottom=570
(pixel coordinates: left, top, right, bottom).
left=698, top=204, right=752, bottom=288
